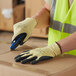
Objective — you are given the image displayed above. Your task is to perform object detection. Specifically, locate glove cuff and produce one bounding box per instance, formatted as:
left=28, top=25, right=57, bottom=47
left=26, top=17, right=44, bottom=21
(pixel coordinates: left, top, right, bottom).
left=50, top=42, right=61, bottom=57
left=25, top=18, right=38, bottom=27
left=56, top=42, right=62, bottom=54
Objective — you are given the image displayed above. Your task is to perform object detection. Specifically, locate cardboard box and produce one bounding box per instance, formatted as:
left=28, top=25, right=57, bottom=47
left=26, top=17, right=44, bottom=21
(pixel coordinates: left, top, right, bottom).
left=0, top=44, right=76, bottom=76
left=13, top=4, right=25, bottom=23
left=0, top=43, right=10, bottom=55
left=0, top=10, right=1, bottom=27
left=25, top=0, right=48, bottom=38
left=0, top=0, right=25, bottom=31
left=25, top=0, right=45, bottom=17
left=0, top=32, right=12, bottom=55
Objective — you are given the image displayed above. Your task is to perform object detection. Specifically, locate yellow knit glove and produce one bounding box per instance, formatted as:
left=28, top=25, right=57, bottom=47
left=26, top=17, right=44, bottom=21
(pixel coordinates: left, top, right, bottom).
left=14, top=43, right=61, bottom=64
left=12, top=18, right=37, bottom=43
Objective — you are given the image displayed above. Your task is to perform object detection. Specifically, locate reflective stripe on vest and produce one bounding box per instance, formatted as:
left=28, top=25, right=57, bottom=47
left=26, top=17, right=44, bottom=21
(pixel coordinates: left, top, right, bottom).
left=50, top=20, right=76, bottom=34
left=50, top=21, right=62, bottom=31
left=63, top=23, right=76, bottom=34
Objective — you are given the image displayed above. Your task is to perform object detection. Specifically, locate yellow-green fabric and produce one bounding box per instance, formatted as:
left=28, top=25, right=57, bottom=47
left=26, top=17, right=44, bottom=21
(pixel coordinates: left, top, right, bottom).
left=48, top=0, right=76, bottom=56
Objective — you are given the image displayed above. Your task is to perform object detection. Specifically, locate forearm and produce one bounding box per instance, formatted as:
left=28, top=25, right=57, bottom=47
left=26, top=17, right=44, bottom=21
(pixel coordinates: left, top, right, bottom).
left=58, top=32, right=76, bottom=53
left=32, top=4, right=50, bottom=27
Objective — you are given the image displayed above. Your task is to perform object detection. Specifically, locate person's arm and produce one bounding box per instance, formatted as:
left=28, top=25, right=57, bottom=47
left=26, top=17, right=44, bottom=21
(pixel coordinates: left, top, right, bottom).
left=12, top=3, right=50, bottom=46
left=58, top=32, right=76, bottom=53
left=32, top=3, right=50, bottom=28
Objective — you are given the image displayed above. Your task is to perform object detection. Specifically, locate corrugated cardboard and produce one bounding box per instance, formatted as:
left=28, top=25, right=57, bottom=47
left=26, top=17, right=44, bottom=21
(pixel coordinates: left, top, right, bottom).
left=0, top=32, right=11, bottom=54
left=0, top=0, right=12, bottom=9
left=0, top=44, right=76, bottom=76
left=0, top=0, right=25, bottom=31
left=0, top=11, right=14, bottom=31
left=13, top=4, right=25, bottom=24
left=25, top=0, right=45, bottom=17
left=0, top=10, right=1, bottom=27
left=0, top=44, right=10, bottom=55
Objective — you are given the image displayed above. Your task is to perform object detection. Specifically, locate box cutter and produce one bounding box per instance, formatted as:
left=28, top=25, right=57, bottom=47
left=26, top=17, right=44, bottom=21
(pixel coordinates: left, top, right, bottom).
left=10, top=33, right=27, bottom=50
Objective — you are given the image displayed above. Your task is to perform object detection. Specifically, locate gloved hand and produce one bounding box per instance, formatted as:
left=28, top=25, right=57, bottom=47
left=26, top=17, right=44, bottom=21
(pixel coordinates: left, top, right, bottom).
left=12, top=18, right=37, bottom=43
left=14, top=42, right=61, bottom=64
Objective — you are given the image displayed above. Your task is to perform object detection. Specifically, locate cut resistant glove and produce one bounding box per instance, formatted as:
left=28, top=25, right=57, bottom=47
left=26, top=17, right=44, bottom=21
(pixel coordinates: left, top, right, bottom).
left=14, top=42, right=61, bottom=64
left=12, top=18, right=37, bottom=43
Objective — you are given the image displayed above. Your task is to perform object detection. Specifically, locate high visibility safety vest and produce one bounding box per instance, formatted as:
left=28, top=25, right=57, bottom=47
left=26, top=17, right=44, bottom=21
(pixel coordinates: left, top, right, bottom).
left=48, top=0, right=76, bottom=56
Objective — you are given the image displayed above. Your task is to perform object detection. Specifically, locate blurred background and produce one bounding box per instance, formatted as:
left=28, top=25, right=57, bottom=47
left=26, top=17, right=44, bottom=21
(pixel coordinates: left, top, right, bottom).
left=0, top=0, right=48, bottom=48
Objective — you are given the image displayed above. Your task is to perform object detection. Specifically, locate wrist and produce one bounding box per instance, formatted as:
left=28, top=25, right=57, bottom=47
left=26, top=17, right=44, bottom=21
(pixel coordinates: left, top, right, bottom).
left=32, top=7, right=50, bottom=27
left=56, top=42, right=62, bottom=54
left=49, top=42, right=61, bottom=57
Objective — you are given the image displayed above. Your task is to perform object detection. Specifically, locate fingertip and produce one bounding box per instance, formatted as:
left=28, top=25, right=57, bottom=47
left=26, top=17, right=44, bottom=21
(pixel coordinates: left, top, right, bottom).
left=30, top=60, right=38, bottom=64
left=21, top=59, right=29, bottom=64
left=14, top=55, right=22, bottom=59
left=14, top=57, right=20, bottom=62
